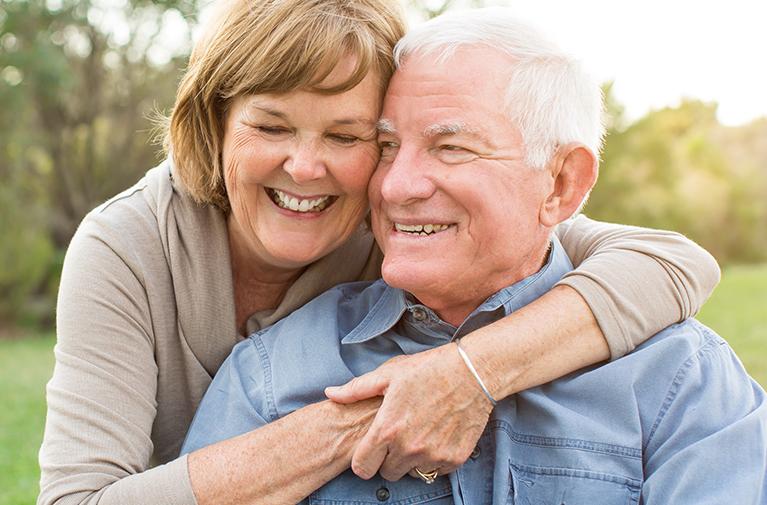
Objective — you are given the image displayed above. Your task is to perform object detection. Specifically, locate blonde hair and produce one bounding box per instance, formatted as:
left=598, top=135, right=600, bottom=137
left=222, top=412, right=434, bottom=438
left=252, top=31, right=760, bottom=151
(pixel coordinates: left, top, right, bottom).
left=166, top=0, right=406, bottom=210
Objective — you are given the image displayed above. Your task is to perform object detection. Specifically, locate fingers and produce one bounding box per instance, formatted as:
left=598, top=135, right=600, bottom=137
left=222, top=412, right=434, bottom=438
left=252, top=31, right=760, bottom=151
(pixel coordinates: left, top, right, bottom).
left=350, top=428, right=389, bottom=480
left=380, top=447, right=464, bottom=482
left=325, top=371, right=390, bottom=404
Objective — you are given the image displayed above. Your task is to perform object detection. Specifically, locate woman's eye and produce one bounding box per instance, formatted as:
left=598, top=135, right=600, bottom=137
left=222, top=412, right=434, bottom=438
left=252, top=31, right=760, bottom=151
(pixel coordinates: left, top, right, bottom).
left=256, top=125, right=290, bottom=136
left=328, top=134, right=360, bottom=145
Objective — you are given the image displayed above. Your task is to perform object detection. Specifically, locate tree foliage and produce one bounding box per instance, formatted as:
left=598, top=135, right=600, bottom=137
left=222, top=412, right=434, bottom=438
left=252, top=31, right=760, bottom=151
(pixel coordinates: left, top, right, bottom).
left=586, top=88, right=767, bottom=264
left=0, top=0, right=199, bottom=326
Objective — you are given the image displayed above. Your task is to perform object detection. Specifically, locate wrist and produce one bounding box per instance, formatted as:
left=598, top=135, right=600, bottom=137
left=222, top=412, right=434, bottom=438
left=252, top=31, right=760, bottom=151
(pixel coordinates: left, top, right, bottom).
left=454, top=339, right=497, bottom=407
left=320, top=398, right=380, bottom=463
left=457, top=325, right=528, bottom=401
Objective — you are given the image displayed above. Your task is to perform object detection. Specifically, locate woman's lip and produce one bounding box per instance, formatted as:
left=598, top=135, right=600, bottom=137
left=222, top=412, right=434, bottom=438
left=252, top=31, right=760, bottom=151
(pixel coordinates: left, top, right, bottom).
left=264, top=187, right=338, bottom=214
left=265, top=187, right=335, bottom=200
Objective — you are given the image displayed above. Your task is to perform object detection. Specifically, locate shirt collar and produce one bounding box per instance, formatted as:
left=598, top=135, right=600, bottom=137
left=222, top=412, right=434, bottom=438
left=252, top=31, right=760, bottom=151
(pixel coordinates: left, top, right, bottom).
left=341, top=236, right=573, bottom=345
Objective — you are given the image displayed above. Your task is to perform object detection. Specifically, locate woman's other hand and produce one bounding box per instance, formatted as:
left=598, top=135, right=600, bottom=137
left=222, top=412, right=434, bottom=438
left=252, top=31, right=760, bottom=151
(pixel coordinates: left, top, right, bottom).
left=325, top=344, right=493, bottom=481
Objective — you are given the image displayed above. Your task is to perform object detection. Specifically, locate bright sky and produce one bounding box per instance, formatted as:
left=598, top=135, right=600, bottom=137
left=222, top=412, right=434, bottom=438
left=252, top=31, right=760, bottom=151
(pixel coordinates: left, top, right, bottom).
left=442, top=0, right=767, bottom=126
left=191, top=0, right=767, bottom=127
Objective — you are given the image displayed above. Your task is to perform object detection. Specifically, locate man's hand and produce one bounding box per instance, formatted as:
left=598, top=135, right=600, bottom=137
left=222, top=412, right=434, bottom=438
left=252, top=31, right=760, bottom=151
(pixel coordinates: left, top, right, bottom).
left=324, top=343, right=494, bottom=481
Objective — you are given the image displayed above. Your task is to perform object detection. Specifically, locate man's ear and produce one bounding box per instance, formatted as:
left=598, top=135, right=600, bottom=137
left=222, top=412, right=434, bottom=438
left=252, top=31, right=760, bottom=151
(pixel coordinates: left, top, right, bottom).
left=539, top=143, right=598, bottom=227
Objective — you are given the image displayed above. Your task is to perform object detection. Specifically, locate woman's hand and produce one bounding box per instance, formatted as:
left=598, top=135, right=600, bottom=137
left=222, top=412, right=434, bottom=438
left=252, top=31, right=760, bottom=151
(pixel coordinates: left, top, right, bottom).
left=325, top=343, right=494, bottom=481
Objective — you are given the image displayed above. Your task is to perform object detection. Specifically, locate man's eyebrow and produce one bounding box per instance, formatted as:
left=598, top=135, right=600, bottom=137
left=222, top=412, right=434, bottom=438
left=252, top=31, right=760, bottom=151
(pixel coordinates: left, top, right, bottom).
left=423, top=121, right=479, bottom=138
left=376, top=119, right=397, bottom=135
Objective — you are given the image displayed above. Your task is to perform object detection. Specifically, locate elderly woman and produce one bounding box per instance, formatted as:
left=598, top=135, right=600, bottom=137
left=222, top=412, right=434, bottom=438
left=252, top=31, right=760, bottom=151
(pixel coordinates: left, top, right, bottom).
left=38, top=1, right=718, bottom=504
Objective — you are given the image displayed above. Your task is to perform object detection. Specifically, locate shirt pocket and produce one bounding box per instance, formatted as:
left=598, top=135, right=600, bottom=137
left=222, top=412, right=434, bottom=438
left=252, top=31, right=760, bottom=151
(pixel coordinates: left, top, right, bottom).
left=507, top=463, right=640, bottom=505
left=308, top=469, right=453, bottom=505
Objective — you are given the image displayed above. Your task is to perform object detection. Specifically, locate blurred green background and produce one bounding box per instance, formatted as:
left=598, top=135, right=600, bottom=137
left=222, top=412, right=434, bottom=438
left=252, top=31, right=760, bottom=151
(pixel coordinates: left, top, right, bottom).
left=1, top=0, right=765, bottom=504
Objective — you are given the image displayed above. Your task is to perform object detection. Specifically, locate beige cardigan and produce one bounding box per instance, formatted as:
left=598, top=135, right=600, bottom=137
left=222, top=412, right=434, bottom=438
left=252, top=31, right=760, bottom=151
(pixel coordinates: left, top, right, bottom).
left=38, top=161, right=719, bottom=505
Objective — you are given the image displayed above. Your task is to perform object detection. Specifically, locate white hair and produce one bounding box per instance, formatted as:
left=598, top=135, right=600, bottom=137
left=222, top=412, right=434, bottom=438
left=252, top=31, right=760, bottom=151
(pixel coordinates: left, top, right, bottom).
left=394, top=8, right=604, bottom=169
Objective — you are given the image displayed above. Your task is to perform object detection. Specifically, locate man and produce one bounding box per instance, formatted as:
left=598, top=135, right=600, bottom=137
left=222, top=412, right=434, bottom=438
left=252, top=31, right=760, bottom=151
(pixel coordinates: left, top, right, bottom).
left=182, top=9, right=767, bottom=504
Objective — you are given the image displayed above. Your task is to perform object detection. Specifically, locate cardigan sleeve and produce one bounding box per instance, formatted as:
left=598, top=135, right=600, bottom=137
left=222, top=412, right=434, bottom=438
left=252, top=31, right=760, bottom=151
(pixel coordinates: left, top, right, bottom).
left=37, top=214, right=198, bottom=505
left=554, top=215, right=720, bottom=360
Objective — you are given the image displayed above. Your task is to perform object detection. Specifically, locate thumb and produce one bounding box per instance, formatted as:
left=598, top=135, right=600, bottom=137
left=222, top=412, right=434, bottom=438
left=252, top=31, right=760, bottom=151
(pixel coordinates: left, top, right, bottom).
left=325, top=371, right=390, bottom=404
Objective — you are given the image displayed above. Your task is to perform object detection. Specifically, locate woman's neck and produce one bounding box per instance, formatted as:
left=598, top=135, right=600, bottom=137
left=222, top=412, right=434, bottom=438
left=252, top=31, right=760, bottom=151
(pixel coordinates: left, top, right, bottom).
left=227, top=219, right=304, bottom=332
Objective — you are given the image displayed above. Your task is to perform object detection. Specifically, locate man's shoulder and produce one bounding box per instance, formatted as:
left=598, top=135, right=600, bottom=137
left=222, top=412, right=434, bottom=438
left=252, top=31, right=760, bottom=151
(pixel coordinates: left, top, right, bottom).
left=633, top=318, right=728, bottom=370
left=250, top=279, right=389, bottom=348
left=587, top=318, right=731, bottom=389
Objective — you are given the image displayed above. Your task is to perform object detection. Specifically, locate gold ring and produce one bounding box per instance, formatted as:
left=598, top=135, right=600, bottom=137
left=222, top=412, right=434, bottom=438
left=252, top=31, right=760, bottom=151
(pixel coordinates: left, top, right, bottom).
left=414, top=467, right=439, bottom=484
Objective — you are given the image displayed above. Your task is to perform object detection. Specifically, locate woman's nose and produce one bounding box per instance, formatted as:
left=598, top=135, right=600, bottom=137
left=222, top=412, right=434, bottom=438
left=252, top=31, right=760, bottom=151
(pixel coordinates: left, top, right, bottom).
left=283, top=141, right=327, bottom=184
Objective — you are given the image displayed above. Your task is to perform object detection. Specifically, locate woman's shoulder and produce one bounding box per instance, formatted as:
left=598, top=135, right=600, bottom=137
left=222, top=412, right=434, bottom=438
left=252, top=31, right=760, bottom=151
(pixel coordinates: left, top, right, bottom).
left=84, top=161, right=174, bottom=237
left=76, top=160, right=225, bottom=260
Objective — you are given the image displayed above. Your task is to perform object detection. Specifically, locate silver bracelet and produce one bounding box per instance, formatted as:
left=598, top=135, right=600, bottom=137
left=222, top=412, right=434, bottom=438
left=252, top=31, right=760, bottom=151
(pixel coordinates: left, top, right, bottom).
left=455, top=339, right=497, bottom=406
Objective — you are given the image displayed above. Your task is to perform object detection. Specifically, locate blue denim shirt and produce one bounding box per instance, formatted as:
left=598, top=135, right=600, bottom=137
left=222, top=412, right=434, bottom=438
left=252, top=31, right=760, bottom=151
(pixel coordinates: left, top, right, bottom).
left=182, top=238, right=767, bottom=504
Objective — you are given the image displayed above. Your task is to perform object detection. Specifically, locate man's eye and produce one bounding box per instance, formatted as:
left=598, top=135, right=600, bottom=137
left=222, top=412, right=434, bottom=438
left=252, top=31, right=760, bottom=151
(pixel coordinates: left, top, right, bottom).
left=435, top=144, right=477, bottom=163
left=378, top=141, right=399, bottom=157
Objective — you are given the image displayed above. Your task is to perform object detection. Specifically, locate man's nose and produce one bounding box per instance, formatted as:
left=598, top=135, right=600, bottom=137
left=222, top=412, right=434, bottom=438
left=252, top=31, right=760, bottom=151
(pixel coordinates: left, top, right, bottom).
left=283, top=140, right=327, bottom=184
left=379, top=147, right=436, bottom=204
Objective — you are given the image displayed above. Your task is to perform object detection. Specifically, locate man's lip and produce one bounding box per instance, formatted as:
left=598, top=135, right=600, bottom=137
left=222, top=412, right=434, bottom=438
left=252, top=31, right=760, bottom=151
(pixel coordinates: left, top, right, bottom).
left=388, top=218, right=454, bottom=226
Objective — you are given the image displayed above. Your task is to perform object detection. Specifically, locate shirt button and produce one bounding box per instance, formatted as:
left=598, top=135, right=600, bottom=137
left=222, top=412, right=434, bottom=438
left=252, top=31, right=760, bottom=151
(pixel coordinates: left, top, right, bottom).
left=376, top=486, right=390, bottom=501
left=412, top=307, right=428, bottom=321
left=470, top=446, right=481, bottom=460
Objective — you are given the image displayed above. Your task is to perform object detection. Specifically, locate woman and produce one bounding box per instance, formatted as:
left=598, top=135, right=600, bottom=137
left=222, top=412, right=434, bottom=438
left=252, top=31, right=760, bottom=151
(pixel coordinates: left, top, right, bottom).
left=37, top=1, right=719, bottom=504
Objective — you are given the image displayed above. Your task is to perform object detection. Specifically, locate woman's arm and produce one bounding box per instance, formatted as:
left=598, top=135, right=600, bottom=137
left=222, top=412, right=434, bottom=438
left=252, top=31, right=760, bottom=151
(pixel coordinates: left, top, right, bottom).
left=39, top=218, right=193, bottom=505
left=189, top=399, right=378, bottom=505
left=555, top=214, right=720, bottom=359
left=326, top=217, right=720, bottom=480
left=38, top=216, right=376, bottom=505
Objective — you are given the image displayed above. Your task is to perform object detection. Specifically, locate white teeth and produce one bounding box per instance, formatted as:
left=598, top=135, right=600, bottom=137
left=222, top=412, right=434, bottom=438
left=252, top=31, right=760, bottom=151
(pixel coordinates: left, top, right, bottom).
left=394, top=223, right=450, bottom=235
left=270, top=189, right=331, bottom=213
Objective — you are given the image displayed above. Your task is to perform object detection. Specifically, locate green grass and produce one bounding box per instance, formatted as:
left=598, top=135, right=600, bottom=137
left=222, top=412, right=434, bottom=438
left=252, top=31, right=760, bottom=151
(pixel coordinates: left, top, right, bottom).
left=0, top=333, right=55, bottom=505
left=0, top=266, right=764, bottom=504
left=697, top=263, right=767, bottom=387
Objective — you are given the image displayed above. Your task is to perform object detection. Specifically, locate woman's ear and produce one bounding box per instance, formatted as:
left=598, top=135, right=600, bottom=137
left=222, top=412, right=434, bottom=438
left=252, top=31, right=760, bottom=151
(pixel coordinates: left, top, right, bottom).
left=539, top=143, right=598, bottom=227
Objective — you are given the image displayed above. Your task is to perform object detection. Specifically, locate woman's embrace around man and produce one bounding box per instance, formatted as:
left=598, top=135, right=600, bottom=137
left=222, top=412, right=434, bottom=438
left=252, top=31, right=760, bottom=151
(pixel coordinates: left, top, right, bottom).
left=36, top=1, right=737, bottom=504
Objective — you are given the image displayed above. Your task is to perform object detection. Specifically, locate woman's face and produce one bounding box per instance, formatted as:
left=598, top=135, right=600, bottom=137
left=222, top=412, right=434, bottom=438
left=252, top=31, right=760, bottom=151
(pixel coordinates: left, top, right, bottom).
left=222, top=62, right=381, bottom=272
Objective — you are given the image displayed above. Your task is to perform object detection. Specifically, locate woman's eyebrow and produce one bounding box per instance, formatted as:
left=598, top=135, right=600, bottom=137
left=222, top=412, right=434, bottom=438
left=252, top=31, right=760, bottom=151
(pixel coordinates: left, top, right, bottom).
left=248, top=105, right=288, bottom=120
left=331, top=117, right=378, bottom=127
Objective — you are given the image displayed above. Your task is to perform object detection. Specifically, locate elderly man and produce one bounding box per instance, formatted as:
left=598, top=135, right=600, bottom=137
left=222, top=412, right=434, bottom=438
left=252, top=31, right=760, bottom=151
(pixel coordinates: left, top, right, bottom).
left=182, top=9, right=767, bottom=504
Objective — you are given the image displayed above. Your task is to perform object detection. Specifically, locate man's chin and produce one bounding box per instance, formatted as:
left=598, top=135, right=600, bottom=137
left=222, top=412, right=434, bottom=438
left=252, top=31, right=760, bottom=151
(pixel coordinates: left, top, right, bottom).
left=382, top=261, right=440, bottom=293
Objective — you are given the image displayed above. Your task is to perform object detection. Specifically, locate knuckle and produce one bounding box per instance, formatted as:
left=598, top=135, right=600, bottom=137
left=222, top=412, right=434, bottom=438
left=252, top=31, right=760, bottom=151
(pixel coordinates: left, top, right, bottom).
left=404, top=439, right=429, bottom=458
left=430, top=449, right=452, bottom=466
left=376, top=422, right=402, bottom=445
left=379, top=467, right=399, bottom=482
left=351, top=462, right=374, bottom=480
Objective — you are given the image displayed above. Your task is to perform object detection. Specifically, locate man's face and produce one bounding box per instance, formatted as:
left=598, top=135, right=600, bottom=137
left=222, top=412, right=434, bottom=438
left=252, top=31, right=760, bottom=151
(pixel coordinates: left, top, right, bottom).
left=370, top=47, right=553, bottom=325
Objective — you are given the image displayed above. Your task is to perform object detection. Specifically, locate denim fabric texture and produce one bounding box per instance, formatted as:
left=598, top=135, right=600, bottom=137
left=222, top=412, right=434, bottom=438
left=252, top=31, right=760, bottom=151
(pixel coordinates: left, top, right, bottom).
left=182, top=238, right=767, bottom=504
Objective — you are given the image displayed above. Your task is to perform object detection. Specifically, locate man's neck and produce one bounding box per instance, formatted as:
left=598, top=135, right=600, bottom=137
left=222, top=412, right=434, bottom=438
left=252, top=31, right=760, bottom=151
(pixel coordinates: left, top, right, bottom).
left=413, top=243, right=553, bottom=327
